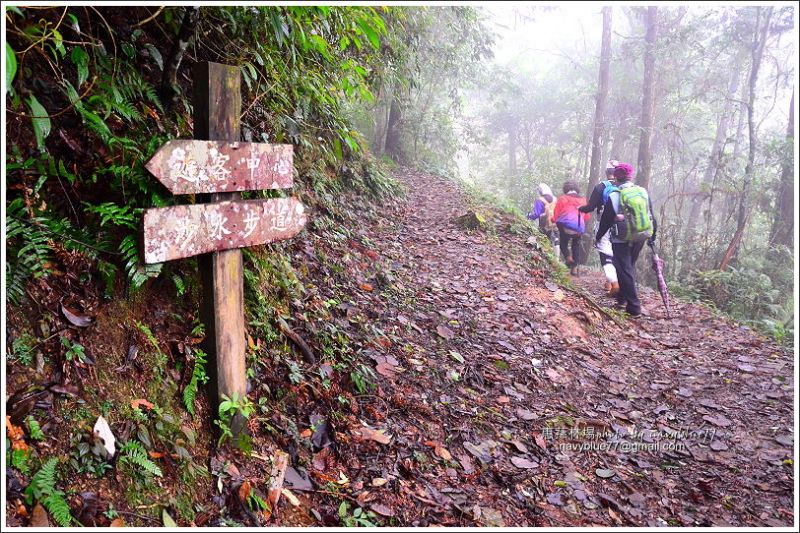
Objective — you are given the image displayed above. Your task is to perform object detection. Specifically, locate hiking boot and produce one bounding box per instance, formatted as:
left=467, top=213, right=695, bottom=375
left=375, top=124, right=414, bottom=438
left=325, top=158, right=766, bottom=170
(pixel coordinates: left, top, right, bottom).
left=608, top=282, right=620, bottom=297
left=570, top=266, right=579, bottom=276
left=626, top=306, right=642, bottom=318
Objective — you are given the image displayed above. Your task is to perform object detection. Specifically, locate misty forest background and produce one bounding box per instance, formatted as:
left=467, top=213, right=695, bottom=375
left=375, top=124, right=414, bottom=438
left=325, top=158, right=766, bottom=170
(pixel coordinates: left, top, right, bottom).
left=5, top=5, right=796, bottom=354
left=351, top=5, right=796, bottom=343
left=3, top=4, right=796, bottom=527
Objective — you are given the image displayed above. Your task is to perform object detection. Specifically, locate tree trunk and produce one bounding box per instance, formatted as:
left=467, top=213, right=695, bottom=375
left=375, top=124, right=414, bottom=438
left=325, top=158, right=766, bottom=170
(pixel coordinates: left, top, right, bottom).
left=384, top=91, right=403, bottom=162
left=681, top=63, right=741, bottom=273
left=160, top=7, right=200, bottom=110
left=719, top=7, right=772, bottom=271
left=769, top=89, right=794, bottom=248
left=586, top=6, right=612, bottom=197
left=635, top=6, right=658, bottom=190
left=508, top=122, right=517, bottom=196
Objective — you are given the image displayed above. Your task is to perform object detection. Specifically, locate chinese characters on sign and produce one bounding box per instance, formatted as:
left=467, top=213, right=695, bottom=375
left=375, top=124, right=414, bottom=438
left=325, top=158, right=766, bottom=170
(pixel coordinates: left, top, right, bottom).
left=145, top=140, right=294, bottom=194
left=143, top=198, right=307, bottom=264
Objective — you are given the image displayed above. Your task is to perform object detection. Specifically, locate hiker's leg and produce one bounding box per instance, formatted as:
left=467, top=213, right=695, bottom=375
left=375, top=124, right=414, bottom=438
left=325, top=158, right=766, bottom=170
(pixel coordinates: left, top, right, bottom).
left=630, top=240, right=645, bottom=266
left=612, top=242, right=639, bottom=314
left=600, top=251, right=618, bottom=295
left=570, top=235, right=581, bottom=265
left=557, top=225, right=571, bottom=265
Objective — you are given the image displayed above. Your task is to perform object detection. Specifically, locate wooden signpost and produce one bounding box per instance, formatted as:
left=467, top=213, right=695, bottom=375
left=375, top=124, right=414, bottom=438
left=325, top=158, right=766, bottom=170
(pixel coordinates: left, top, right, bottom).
left=142, top=61, right=307, bottom=437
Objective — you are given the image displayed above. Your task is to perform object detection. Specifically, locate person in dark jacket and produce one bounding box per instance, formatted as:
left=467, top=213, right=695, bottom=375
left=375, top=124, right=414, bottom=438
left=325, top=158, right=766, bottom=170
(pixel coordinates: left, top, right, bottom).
left=579, top=161, right=619, bottom=296
left=595, top=163, right=657, bottom=318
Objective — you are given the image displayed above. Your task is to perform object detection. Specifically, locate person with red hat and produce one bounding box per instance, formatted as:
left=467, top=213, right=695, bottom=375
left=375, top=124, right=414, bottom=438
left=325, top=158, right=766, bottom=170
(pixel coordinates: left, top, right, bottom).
left=595, top=162, right=658, bottom=318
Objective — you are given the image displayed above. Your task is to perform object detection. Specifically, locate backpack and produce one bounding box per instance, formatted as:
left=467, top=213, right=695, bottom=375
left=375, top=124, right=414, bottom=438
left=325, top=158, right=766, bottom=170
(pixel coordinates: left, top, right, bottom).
left=618, top=185, right=653, bottom=242
left=541, top=196, right=556, bottom=231
left=601, top=180, right=619, bottom=206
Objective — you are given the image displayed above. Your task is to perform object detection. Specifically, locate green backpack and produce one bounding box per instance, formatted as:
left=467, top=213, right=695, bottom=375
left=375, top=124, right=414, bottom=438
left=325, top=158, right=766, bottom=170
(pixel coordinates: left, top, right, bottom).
left=618, top=185, right=653, bottom=242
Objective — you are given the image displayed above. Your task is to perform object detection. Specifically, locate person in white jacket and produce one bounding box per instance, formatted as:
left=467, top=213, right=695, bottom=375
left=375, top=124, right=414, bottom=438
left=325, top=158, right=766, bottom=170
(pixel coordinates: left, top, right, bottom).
left=578, top=162, right=619, bottom=296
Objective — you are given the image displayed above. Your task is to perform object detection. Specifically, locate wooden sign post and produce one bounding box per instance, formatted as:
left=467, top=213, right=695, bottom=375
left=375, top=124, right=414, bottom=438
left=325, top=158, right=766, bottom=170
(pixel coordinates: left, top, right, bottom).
left=142, top=62, right=307, bottom=437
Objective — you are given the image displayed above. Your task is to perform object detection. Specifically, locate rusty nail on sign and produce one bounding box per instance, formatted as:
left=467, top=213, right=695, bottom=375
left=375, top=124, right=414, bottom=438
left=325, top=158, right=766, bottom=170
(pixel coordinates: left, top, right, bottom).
left=143, top=198, right=307, bottom=263
left=145, top=140, right=294, bottom=195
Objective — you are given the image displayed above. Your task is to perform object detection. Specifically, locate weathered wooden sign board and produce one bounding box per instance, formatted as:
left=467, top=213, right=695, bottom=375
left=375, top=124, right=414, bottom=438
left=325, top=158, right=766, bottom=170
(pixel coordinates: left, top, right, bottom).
left=144, top=140, right=294, bottom=194
left=142, top=61, right=307, bottom=438
left=143, top=197, right=306, bottom=263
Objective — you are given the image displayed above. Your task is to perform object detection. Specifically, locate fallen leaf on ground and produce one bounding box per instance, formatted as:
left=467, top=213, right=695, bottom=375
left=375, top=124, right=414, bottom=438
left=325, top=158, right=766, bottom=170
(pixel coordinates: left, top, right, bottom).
left=595, top=468, right=616, bottom=478
left=359, top=283, right=374, bottom=292
left=703, top=414, right=732, bottom=427
left=61, top=304, right=92, bottom=327
left=435, top=445, right=452, bottom=461
left=131, top=399, right=154, bottom=410
left=352, top=427, right=392, bottom=444
left=281, top=488, right=301, bottom=507
left=510, top=456, right=538, bottom=469
left=436, top=324, right=455, bottom=340
left=371, top=477, right=388, bottom=487
left=30, top=504, right=50, bottom=527
left=370, top=503, right=395, bottom=517
left=93, top=416, right=116, bottom=457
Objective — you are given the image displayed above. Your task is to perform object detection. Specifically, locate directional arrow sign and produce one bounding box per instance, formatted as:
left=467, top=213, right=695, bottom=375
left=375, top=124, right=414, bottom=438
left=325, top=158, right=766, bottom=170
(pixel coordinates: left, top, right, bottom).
left=143, top=198, right=307, bottom=263
left=145, top=140, right=294, bottom=195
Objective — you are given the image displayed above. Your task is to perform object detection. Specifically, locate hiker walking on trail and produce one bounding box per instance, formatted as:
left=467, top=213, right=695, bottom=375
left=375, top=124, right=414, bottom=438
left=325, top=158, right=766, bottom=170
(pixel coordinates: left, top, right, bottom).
left=579, top=161, right=619, bottom=297
left=596, top=163, right=658, bottom=318
left=527, top=183, right=558, bottom=248
left=552, top=180, right=590, bottom=276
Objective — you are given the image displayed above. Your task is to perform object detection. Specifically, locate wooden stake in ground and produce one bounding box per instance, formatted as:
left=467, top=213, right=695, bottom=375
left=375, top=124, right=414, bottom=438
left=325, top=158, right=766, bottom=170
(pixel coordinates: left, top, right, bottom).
left=193, top=61, right=248, bottom=437
left=142, top=61, right=307, bottom=439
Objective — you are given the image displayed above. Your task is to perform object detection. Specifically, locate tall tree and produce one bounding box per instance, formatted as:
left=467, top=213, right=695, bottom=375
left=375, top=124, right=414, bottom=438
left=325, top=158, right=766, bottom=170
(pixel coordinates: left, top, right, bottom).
left=769, top=89, right=794, bottom=248
left=681, top=57, right=742, bottom=273
left=384, top=92, right=404, bottom=161
left=635, top=6, right=658, bottom=190
left=719, top=6, right=773, bottom=270
left=586, top=6, right=612, bottom=196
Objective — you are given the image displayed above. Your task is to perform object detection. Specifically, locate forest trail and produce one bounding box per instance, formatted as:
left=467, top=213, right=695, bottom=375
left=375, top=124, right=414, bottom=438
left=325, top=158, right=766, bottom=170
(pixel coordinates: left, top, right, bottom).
left=311, top=168, right=795, bottom=527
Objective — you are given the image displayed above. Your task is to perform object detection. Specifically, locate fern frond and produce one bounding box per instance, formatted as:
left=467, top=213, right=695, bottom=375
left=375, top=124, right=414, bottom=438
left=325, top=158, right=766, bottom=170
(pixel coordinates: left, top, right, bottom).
left=119, top=234, right=162, bottom=290
left=43, top=492, right=73, bottom=527
left=183, top=349, right=208, bottom=416
left=24, top=457, right=59, bottom=504
left=120, top=441, right=163, bottom=478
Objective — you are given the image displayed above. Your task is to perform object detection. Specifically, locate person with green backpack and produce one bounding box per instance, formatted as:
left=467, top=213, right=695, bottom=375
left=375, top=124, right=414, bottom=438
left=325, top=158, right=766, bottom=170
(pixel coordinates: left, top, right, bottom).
left=595, top=162, right=657, bottom=318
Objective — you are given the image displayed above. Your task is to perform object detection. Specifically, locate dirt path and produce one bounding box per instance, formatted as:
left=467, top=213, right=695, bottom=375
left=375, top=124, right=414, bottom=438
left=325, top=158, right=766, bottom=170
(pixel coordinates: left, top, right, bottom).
left=323, top=168, right=795, bottom=527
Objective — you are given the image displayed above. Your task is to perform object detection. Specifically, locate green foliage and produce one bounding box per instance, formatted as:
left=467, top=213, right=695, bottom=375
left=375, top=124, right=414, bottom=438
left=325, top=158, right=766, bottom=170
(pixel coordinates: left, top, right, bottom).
left=681, top=246, right=794, bottom=344
left=60, top=336, right=87, bottom=363
left=215, top=392, right=255, bottom=450
left=246, top=491, right=269, bottom=513
left=24, top=458, right=73, bottom=527
left=26, top=94, right=51, bottom=149
left=183, top=349, right=209, bottom=416
left=120, top=440, right=164, bottom=479
left=6, top=41, right=16, bottom=91
left=10, top=333, right=37, bottom=366
left=350, top=363, right=377, bottom=394
left=68, top=433, right=112, bottom=478
left=25, top=416, right=45, bottom=441
left=10, top=447, right=33, bottom=475
left=338, top=501, right=378, bottom=527
left=121, top=235, right=163, bottom=291
left=5, top=198, right=53, bottom=304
